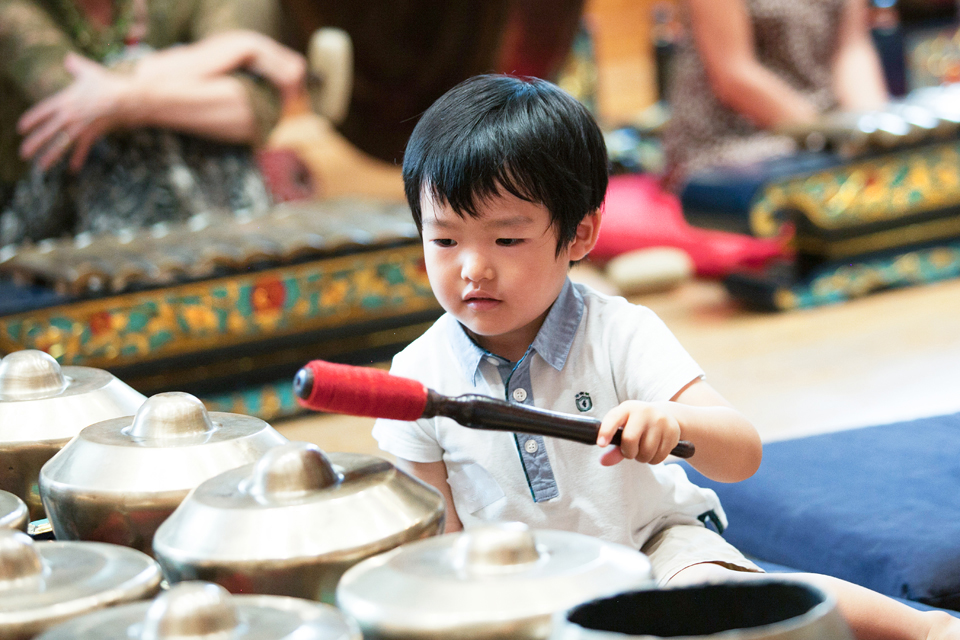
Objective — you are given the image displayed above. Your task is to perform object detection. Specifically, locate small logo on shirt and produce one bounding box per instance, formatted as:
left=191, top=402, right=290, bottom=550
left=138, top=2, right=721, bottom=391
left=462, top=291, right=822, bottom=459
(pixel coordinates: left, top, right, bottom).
left=575, top=392, right=592, bottom=412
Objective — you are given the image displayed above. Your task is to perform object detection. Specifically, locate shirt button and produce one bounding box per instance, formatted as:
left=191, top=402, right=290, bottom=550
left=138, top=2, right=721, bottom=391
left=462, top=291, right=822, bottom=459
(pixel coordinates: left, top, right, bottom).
left=512, top=388, right=528, bottom=402
left=524, top=439, right=539, bottom=454
left=486, top=356, right=500, bottom=365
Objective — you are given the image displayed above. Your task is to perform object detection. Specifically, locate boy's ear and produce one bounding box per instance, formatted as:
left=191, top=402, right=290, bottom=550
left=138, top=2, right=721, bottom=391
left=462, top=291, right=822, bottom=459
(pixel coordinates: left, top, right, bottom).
left=568, top=208, right=603, bottom=261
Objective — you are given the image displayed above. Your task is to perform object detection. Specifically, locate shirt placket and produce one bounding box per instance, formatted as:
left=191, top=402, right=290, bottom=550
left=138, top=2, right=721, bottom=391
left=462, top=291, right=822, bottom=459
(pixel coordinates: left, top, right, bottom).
left=492, top=356, right=559, bottom=503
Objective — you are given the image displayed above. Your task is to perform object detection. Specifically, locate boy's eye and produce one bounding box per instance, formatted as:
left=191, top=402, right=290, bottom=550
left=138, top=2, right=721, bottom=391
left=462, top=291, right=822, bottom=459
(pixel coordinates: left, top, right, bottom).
left=496, top=238, right=524, bottom=246
left=432, top=238, right=456, bottom=247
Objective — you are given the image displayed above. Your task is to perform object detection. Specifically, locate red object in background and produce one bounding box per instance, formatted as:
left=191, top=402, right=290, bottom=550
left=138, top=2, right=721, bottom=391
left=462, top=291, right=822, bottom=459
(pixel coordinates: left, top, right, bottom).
left=256, top=148, right=315, bottom=202
left=592, top=174, right=787, bottom=278
left=496, top=0, right=585, bottom=77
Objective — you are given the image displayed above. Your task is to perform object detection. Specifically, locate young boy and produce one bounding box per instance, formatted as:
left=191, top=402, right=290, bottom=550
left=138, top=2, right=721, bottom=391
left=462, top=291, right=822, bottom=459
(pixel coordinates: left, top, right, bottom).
left=371, top=74, right=959, bottom=639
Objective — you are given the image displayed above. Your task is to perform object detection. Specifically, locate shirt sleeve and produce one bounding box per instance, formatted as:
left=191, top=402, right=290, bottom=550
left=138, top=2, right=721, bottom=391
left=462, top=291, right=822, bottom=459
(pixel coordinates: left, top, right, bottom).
left=372, top=417, right=445, bottom=463
left=370, top=344, right=446, bottom=463
left=607, top=301, right=705, bottom=403
left=0, top=0, right=75, bottom=102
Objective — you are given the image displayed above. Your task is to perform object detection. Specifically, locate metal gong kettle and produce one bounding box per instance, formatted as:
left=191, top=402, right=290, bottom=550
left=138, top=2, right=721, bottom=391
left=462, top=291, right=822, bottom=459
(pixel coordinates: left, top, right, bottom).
left=0, top=528, right=162, bottom=640
left=336, top=521, right=657, bottom=640
left=153, top=440, right=446, bottom=603
left=34, top=580, right=362, bottom=640
left=0, top=349, right=146, bottom=520
left=39, top=391, right=288, bottom=554
left=0, top=489, right=29, bottom=531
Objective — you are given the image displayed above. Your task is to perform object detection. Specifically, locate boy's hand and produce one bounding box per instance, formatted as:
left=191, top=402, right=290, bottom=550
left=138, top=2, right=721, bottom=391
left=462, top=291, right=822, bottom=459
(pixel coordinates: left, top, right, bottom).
left=597, top=401, right=681, bottom=466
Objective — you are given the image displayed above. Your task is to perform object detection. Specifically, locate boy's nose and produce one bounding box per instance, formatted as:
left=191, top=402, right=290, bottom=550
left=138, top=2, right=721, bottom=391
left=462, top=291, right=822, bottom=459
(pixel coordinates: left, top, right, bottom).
left=460, top=252, right=494, bottom=282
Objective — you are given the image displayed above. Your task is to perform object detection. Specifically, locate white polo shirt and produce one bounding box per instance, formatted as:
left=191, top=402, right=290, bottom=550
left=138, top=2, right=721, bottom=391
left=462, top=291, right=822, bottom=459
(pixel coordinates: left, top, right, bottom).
left=372, top=279, right=726, bottom=549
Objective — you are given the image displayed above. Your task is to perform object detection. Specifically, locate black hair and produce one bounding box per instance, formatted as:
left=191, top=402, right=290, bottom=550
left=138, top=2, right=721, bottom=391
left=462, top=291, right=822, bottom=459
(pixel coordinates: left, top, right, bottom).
left=402, top=74, right=609, bottom=255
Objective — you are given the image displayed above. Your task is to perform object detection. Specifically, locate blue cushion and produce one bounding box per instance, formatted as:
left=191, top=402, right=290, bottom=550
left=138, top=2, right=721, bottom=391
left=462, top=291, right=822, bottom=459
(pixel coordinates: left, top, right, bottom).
left=679, top=412, right=960, bottom=610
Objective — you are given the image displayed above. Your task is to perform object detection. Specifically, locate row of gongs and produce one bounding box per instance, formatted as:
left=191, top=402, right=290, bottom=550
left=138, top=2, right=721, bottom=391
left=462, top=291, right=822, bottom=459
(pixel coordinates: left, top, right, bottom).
left=0, top=350, right=851, bottom=640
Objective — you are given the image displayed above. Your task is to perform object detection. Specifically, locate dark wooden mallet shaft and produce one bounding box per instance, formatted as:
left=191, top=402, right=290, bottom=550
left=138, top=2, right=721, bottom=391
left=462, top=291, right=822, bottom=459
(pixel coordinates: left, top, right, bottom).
left=294, top=361, right=695, bottom=458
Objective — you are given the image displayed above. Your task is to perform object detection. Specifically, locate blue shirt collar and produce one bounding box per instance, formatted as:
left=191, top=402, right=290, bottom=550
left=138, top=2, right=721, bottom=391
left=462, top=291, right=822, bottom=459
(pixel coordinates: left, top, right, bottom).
left=447, top=278, right=584, bottom=384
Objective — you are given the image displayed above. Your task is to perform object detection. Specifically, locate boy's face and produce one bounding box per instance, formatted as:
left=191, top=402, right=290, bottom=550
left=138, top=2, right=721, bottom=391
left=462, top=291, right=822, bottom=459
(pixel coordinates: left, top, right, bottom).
left=421, top=190, right=599, bottom=362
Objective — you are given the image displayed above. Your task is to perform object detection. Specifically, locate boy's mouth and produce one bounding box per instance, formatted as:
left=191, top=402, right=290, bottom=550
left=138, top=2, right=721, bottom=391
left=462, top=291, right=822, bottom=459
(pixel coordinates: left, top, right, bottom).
left=463, top=291, right=500, bottom=309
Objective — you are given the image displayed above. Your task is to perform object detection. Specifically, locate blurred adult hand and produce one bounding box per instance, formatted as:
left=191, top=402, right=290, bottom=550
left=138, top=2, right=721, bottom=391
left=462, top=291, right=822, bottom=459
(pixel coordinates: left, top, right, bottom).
left=18, top=52, right=132, bottom=172
left=135, top=31, right=308, bottom=110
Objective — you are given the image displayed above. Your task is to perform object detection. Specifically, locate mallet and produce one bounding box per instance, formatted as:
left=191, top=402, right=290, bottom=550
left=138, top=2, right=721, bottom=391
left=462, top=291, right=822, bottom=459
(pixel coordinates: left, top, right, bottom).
left=293, top=359, right=694, bottom=458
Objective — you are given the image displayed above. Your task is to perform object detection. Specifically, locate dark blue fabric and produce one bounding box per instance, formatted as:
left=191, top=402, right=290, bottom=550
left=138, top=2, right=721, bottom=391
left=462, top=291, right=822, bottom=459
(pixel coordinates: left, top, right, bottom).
left=679, top=152, right=841, bottom=234
left=0, top=278, right=71, bottom=316
left=679, top=412, right=960, bottom=610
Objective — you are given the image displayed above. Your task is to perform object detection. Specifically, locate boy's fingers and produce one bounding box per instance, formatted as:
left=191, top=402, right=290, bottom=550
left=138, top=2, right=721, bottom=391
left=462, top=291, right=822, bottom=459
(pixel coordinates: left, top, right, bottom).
left=597, top=408, right=626, bottom=447
left=649, top=417, right=681, bottom=465
left=635, top=424, right=663, bottom=464
left=650, top=438, right=674, bottom=465
left=619, top=414, right=643, bottom=461
left=599, top=446, right=624, bottom=466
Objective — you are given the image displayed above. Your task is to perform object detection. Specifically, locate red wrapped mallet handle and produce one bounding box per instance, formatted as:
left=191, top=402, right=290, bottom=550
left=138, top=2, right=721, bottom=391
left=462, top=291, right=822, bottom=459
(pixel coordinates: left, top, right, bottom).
left=294, top=359, right=694, bottom=458
left=294, top=360, right=429, bottom=421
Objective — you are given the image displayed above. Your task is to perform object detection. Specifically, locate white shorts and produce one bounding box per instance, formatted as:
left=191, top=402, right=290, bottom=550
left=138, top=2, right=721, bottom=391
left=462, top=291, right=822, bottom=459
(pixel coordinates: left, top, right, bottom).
left=641, top=524, right=764, bottom=586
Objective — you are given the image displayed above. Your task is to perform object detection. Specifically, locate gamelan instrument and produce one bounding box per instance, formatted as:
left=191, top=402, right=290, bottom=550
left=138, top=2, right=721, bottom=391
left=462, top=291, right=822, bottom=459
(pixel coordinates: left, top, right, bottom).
left=0, top=350, right=145, bottom=521
left=0, top=490, right=29, bottom=531
left=774, top=87, right=960, bottom=156
left=0, top=528, right=162, bottom=640
left=293, top=359, right=696, bottom=458
left=34, top=581, right=360, bottom=640
left=152, top=441, right=445, bottom=603
left=0, top=199, right=417, bottom=297
left=0, top=359, right=857, bottom=640
left=680, top=84, right=960, bottom=310
left=0, top=198, right=441, bottom=422
left=552, top=580, right=853, bottom=640
left=39, top=391, right=288, bottom=555
left=336, top=522, right=655, bottom=640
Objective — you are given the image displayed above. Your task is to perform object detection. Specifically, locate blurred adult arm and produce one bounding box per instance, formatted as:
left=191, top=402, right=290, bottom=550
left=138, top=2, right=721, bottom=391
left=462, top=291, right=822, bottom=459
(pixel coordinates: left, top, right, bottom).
left=831, top=0, right=888, bottom=110
left=18, top=50, right=268, bottom=171
left=15, top=0, right=296, bottom=171
left=134, top=30, right=307, bottom=109
left=685, top=0, right=820, bottom=128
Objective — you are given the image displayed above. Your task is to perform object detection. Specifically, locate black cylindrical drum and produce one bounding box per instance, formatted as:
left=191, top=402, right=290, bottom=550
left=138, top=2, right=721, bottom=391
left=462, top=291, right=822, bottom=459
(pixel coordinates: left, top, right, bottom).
left=552, top=580, right=854, bottom=640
